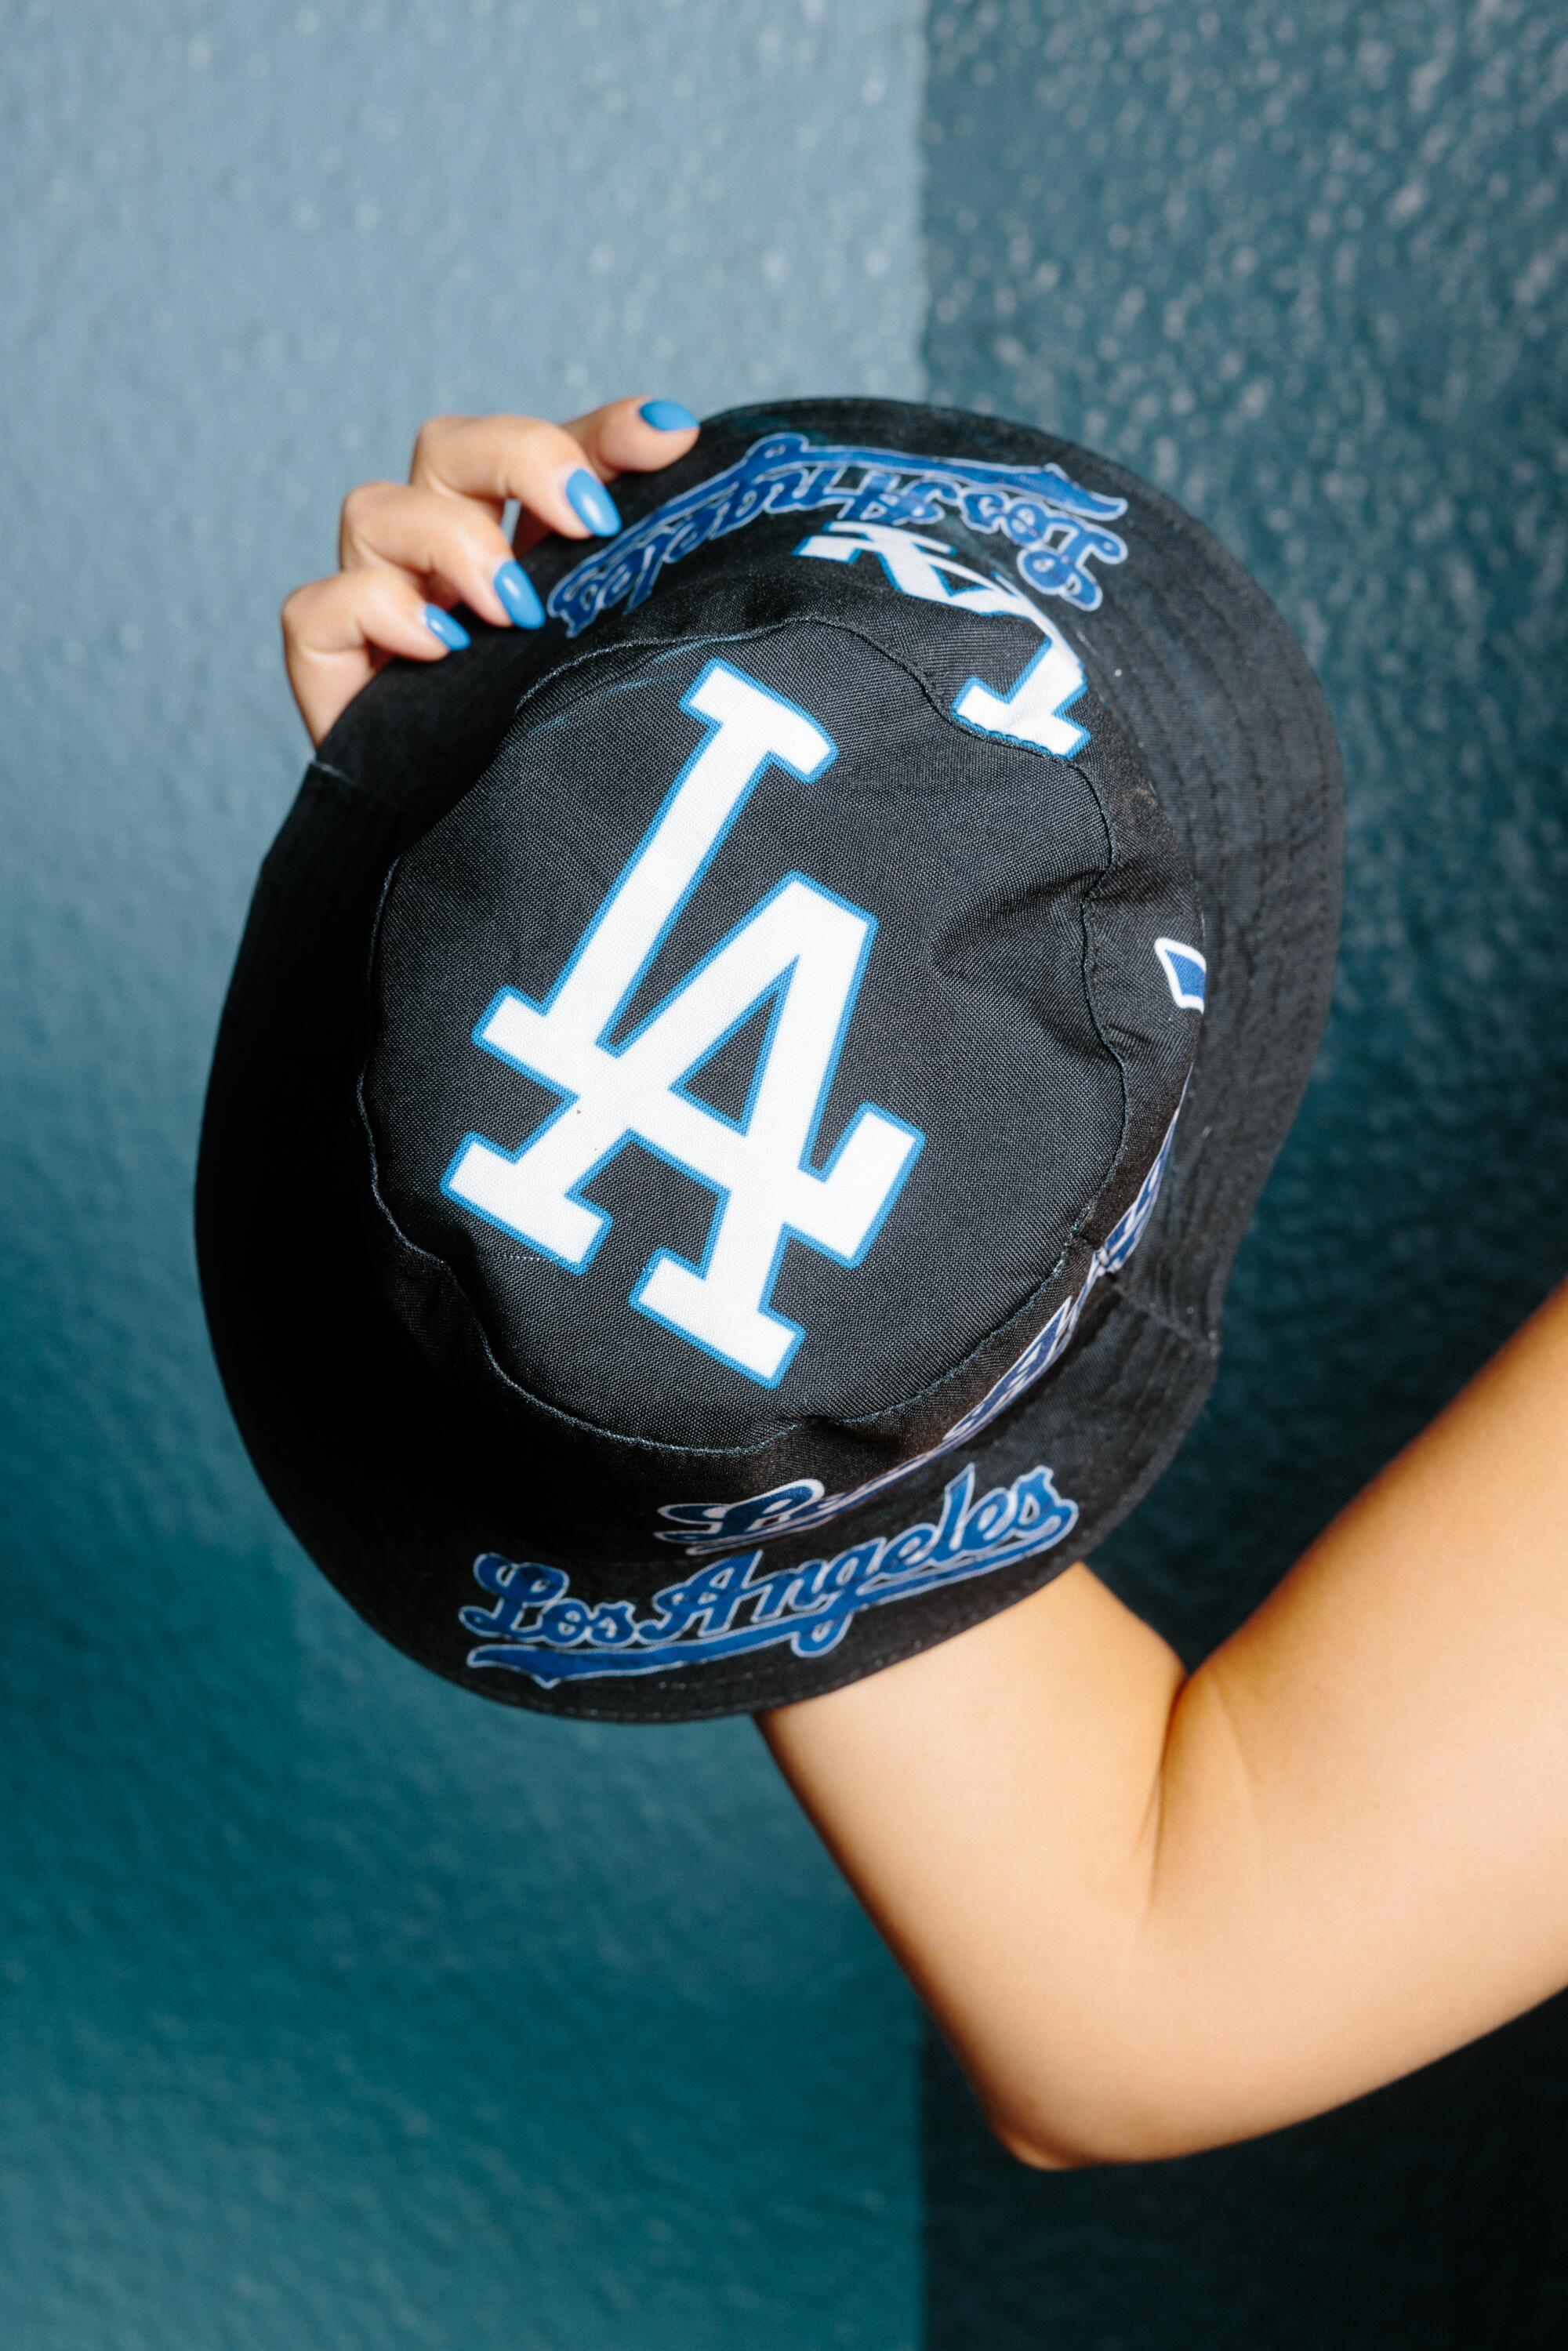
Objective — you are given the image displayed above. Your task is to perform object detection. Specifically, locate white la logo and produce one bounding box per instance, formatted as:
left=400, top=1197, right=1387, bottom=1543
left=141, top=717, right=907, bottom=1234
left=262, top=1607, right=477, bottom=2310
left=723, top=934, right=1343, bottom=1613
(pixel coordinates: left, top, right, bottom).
left=792, top=521, right=1090, bottom=756
left=442, top=659, right=924, bottom=1386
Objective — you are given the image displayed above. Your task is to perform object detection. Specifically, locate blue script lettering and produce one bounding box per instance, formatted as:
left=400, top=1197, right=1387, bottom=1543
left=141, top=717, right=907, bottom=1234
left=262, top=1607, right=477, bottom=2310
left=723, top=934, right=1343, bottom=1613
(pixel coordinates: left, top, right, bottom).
left=656, top=1100, right=1183, bottom=1555
left=546, top=434, right=1128, bottom=638
left=459, top=1462, right=1079, bottom=1685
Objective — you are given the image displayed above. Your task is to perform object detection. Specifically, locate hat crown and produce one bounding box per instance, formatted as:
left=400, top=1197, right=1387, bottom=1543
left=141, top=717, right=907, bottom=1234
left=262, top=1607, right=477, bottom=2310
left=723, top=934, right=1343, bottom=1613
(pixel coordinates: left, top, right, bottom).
left=198, top=397, right=1343, bottom=1719
left=361, top=544, right=1203, bottom=1478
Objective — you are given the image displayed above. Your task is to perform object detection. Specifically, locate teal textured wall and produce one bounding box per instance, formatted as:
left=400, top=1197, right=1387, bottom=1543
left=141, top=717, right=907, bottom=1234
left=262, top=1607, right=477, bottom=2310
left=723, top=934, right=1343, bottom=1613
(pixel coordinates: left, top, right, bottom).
left=5, top=1, right=1567, bottom=2343
left=0, top=8, right=925, bottom=2346
left=921, top=3, right=1568, bottom=2343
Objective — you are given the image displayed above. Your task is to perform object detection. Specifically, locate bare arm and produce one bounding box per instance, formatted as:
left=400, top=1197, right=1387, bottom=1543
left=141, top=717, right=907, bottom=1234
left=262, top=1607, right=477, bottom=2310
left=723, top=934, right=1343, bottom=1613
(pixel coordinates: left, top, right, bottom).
left=760, top=1279, right=1568, bottom=2168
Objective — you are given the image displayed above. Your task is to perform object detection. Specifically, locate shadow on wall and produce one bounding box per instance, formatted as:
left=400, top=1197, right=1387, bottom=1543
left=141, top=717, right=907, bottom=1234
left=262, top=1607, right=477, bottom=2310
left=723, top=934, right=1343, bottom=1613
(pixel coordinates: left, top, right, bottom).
left=920, top=1, right=1568, bottom=2344
left=0, top=7, right=927, bottom=2348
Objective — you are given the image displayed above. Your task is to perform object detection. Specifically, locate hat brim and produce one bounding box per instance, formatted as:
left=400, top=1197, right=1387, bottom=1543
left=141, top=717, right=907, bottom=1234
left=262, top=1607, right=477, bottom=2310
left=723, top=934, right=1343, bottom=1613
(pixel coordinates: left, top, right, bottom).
left=196, top=397, right=1341, bottom=1721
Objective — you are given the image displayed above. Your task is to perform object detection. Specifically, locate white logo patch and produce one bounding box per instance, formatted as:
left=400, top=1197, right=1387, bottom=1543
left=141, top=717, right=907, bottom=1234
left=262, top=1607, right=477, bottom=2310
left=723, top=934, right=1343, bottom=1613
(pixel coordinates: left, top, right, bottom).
left=794, top=520, right=1091, bottom=758
left=442, top=659, right=924, bottom=1385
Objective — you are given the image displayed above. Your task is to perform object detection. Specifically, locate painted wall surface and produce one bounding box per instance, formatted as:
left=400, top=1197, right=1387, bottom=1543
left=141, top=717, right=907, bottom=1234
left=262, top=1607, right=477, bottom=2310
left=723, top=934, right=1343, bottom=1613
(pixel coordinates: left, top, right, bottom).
left=922, top=2, right=1568, bottom=2343
left=7, top=1, right=1567, bottom=2343
left=0, top=8, right=925, bottom=2348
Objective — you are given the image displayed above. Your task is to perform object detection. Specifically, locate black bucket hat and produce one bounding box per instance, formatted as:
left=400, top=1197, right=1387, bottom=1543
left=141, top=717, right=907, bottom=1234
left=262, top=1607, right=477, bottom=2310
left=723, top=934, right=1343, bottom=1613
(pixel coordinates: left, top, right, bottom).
left=197, top=397, right=1342, bottom=1721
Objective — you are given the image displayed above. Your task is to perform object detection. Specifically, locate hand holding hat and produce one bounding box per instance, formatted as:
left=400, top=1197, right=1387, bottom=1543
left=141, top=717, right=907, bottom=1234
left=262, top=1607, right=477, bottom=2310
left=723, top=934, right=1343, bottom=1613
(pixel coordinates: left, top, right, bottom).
left=204, top=394, right=1340, bottom=1722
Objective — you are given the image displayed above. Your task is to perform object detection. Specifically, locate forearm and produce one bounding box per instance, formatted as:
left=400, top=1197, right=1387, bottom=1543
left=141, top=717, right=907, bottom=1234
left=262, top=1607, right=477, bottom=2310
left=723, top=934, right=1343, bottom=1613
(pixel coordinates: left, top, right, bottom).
left=760, top=1280, right=1568, bottom=2166
left=760, top=1560, right=1191, bottom=2164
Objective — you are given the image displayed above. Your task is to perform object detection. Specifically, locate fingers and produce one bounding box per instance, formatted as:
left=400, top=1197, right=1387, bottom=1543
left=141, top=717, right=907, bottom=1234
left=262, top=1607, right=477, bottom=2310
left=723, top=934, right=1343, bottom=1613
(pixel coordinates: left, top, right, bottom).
left=410, top=397, right=699, bottom=553
left=561, top=394, right=702, bottom=478
left=281, top=567, right=463, bottom=749
left=281, top=397, right=701, bottom=744
left=338, top=479, right=542, bottom=634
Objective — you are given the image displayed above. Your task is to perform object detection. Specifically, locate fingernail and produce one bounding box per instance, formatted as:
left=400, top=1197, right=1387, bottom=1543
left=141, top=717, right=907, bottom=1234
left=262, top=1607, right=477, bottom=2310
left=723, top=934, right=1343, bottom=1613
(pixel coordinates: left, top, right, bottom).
left=564, top=467, right=621, bottom=537
left=638, top=398, right=699, bottom=433
left=493, top=559, right=545, bottom=629
left=423, top=604, right=470, bottom=651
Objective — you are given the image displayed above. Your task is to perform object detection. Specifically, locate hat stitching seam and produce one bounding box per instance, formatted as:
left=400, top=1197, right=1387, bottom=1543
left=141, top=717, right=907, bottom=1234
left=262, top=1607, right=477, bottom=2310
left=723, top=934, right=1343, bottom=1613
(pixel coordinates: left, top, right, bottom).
left=356, top=615, right=1178, bottom=1461
left=459, top=1301, right=1217, bottom=1715
left=220, top=401, right=1345, bottom=1720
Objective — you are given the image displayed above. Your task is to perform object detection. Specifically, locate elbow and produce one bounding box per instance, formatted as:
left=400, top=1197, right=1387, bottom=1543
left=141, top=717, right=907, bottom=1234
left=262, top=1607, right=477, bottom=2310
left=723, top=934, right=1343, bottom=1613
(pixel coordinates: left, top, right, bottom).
left=975, top=2061, right=1241, bottom=2171
left=982, top=2100, right=1203, bottom=2172
left=985, top=2115, right=1095, bottom=2171
left=982, top=2099, right=1140, bottom=2171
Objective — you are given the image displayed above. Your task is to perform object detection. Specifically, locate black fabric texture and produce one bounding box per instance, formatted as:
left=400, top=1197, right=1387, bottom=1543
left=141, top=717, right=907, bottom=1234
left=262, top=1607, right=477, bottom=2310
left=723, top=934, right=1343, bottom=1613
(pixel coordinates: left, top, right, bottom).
left=361, top=587, right=1199, bottom=1468
left=196, top=395, right=1343, bottom=1721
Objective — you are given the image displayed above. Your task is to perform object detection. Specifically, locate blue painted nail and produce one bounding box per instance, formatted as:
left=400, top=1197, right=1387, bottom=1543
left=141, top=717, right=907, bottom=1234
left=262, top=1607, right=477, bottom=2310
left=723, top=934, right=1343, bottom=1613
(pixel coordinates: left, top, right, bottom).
left=639, top=398, right=699, bottom=432
left=493, top=559, right=545, bottom=629
left=565, top=467, right=621, bottom=537
left=423, top=604, right=470, bottom=651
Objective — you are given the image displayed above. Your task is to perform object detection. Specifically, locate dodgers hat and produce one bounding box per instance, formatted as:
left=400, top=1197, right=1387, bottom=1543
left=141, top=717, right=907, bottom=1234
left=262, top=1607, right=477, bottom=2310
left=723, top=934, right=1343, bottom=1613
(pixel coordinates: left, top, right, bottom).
left=197, top=397, right=1343, bottom=1721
